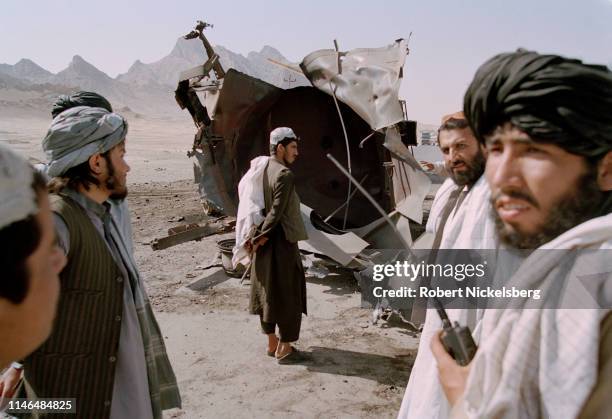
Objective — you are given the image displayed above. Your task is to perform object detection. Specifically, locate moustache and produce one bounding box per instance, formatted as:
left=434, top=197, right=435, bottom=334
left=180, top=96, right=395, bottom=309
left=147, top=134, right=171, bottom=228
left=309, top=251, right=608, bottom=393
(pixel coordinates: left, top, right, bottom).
left=451, top=159, right=466, bottom=168
left=491, top=188, right=540, bottom=209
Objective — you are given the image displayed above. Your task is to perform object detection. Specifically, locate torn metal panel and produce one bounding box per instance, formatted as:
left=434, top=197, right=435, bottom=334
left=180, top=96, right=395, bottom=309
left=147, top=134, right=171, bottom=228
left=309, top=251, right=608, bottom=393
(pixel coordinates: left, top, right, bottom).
left=351, top=210, right=413, bottom=250
left=184, top=268, right=231, bottom=292
left=393, top=158, right=431, bottom=225
left=383, top=125, right=422, bottom=171
left=300, top=40, right=408, bottom=131
left=298, top=204, right=369, bottom=266
left=206, top=69, right=282, bottom=139
left=383, top=126, right=431, bottom=224
left=179, top=55, right=220, bottom=82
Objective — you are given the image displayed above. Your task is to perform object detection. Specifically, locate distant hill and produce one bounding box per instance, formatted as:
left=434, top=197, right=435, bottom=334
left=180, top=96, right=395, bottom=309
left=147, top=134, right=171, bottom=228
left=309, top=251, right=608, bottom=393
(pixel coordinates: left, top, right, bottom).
left=117, top=37, right=308, bottom=89
left=0, top=37, right=309, bottom=117
left=0, top=58, right=54, bottom=83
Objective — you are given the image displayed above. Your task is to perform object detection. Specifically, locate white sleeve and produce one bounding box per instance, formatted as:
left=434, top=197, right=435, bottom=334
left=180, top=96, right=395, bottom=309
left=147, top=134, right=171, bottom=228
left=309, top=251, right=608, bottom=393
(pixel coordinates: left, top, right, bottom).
left=432, top=161, right=448, bottom=177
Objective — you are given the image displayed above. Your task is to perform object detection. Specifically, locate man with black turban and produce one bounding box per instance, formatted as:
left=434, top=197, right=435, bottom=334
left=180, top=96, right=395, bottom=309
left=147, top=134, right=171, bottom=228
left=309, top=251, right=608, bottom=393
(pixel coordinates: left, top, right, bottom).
left=430, top=50, right=612, bottom=418
left=51, top=91, right=113, bottom=118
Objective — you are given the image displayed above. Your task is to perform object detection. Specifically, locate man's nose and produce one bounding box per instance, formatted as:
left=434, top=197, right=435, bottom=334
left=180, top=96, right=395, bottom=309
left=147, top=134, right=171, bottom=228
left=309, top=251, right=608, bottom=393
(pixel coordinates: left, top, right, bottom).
left=487, top=149, right=521, bottom=190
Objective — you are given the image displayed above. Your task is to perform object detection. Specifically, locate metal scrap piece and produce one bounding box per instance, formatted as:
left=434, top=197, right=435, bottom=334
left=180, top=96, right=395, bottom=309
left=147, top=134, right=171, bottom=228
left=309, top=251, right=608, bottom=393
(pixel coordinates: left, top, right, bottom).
left=300, top=39, right=408, bottom=131
left=150, top=218, right=235, bottom=251
left=298, top=204, right=369, bottom=267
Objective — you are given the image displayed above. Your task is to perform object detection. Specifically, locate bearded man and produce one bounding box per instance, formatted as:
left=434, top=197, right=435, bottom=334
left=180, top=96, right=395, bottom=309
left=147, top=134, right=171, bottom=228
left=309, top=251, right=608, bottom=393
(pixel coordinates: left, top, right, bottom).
left=432, top=50, right=612, bottom=419
left=5, top=107, right=181, bottom=418
left=398, top=112, right=497, bottom=419
left=248, top=127, right=308, bottom=364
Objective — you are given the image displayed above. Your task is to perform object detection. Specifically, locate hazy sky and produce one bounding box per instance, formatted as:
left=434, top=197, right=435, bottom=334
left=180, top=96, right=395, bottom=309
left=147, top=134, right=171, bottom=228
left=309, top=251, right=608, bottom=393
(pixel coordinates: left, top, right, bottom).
left=2, top=0, right=611, bottom=123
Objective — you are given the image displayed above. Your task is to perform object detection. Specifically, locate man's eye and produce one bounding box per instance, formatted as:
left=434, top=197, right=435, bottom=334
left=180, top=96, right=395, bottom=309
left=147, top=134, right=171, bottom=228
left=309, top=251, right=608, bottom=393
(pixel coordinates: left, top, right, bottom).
left=525, top=146, right=546, bottom=155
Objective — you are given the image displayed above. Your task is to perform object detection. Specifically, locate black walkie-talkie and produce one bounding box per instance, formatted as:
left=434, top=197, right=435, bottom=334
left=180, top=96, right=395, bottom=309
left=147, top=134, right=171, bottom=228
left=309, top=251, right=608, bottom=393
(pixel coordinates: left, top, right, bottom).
left=326, top=153, right=478, bottom=366
left=435, top=301, right=477, bottom=366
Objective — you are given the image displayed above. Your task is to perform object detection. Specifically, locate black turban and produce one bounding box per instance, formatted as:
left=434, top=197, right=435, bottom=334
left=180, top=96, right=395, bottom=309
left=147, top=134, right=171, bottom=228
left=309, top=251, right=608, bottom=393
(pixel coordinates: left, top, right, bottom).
left=464, top=50, right=612, bottom=159
left=51, top=91, right=113, bottom=119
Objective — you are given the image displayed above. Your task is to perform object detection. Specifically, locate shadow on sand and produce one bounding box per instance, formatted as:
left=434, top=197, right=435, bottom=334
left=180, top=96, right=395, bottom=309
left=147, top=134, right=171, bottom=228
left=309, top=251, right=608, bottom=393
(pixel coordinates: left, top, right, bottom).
left=289, top=346, right=414, bottom=387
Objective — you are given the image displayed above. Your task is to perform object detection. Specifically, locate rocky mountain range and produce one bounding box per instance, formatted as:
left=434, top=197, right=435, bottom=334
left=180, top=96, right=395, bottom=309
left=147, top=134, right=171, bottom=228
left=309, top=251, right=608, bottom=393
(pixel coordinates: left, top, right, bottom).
left=0, top=37, right=309, bottom=117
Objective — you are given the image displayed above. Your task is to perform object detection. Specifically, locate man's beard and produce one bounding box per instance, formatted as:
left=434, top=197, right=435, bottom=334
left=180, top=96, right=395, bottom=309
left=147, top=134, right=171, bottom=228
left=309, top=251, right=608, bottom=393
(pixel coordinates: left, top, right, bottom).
left=282, top=155, right=294, bottom=166
left=103, top=156, right=128, bottom=200
left=448, top=148, right=486, bottom=187
left=492, top=167, right=604, bottom=249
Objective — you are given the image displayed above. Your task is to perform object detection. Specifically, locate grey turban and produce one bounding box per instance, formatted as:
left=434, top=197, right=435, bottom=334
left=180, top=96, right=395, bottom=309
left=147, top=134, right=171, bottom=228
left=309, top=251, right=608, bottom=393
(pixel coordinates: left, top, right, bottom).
left=51, top=91, right=112, bottom=118
left=0, top=143, right=37, bottom=230
left=43, top=106, right=128, bottom=177
left=464, top=49, right=612, bottom=159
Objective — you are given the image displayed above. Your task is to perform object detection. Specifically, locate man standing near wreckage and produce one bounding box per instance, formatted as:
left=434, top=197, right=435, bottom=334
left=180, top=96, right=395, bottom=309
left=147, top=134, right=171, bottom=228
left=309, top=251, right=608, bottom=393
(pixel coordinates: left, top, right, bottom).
left=431, top=50, right=612, bottom=418
left=4, top=106, right=181, bottom=418
left=398, top=112, right=497, bottom=419
left=248, top=127, right=308, bottom=364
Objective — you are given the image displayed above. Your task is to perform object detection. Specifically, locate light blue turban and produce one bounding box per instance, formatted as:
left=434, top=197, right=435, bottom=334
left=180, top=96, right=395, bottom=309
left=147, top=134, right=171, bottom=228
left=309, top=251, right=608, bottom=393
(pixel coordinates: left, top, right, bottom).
left=0, top=143, right=37, bottom=230
left=43, top=106, right=128, bottom=177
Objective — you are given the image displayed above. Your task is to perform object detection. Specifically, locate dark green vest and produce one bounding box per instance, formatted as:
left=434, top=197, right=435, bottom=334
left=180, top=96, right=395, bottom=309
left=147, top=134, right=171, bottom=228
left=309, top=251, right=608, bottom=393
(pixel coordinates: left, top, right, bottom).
left=23, top=193, right=124, bottom=419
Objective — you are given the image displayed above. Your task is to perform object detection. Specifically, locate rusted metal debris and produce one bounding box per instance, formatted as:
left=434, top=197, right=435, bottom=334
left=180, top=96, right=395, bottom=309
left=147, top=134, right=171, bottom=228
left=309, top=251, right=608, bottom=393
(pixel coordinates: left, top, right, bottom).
left=151, top=217, right=236, bottom=251
left=174, top=21, right=426, bottom=229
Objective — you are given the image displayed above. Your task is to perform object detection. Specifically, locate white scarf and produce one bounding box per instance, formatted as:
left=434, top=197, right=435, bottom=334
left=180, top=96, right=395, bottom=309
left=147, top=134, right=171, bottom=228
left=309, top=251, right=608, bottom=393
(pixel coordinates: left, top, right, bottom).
left=232, top=156, right=270, bottom=267
left=463, top=213, right=612, bottom=419
left=398, top=176, right=498, bottom=419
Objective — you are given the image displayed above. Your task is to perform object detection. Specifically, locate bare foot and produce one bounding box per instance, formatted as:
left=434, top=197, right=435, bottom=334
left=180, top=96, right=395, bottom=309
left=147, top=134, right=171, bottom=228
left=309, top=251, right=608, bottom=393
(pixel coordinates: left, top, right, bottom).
left=267, top=334, right=279, bottom=354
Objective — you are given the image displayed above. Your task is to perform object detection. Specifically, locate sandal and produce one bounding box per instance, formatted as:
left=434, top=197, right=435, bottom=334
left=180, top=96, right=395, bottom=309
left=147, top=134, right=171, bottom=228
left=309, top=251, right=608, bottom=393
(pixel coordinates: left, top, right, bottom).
left=277, top=347, right=308, bottom=365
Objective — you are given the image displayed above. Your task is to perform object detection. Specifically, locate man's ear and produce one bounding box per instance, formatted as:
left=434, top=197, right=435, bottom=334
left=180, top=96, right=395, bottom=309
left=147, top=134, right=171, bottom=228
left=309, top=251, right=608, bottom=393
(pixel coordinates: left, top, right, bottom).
left=479, top=142, right=488, bottom=158
left=88, top=153, right=104, bottom=176
left=597, top=151, right=612, bottom=191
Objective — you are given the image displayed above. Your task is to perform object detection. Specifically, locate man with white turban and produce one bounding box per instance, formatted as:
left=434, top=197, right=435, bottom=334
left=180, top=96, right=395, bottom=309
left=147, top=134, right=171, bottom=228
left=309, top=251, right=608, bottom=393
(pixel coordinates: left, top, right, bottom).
left=1, top=107, right=181, bottom=419
left=247, top=127, right=309, bottom=364
left=0, top=144, right=65, bottom=397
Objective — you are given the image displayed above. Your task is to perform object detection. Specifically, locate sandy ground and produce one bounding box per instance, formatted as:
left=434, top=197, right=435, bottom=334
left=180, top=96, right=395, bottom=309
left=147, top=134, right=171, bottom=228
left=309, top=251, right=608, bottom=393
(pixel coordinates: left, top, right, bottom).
left=1, top=115, right=420, bottom=418
left=0, top=114, right=197, bottom=183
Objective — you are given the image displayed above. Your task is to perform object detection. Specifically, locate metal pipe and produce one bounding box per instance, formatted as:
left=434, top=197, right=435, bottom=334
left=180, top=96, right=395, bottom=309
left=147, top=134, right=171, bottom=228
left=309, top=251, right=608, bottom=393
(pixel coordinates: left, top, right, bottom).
left=328, top=81, right=352, bottom=229
left=326, top=153, right=411, bottom=251
left=359, top=131, right=376, bottom=149
left=324, top=174, right=369, bottom=222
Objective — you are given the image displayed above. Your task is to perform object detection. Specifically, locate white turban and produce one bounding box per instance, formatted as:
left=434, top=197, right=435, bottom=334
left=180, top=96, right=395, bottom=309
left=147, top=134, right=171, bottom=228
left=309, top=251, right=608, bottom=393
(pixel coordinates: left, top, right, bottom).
left=269, top=127, right=297, bottom=145
left=0, top=143, right=37, bottom=230
left=43, top=106, right=128, bottom=177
